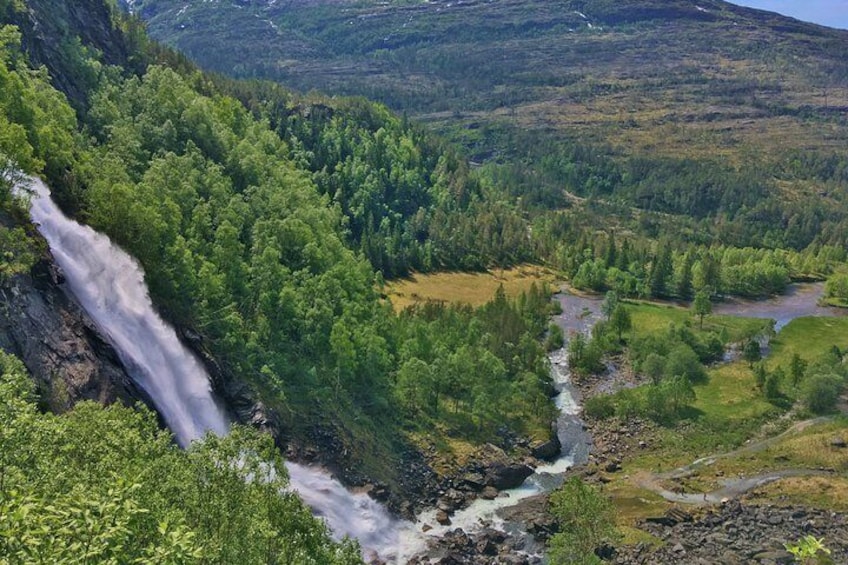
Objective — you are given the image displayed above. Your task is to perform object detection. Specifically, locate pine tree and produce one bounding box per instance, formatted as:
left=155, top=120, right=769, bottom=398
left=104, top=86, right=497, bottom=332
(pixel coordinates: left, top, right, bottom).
left=677, top=252, right=694, bottom=299
left=649, top=245, right=673, bottom=298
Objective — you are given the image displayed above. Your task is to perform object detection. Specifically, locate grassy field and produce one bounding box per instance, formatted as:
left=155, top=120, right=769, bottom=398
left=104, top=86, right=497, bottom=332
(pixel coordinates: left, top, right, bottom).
left=603, top=312, right=848, bottom=526
left=383, top=265, right=557, bottom=311
left=768, top=316, right=848, bottom=369
left=625, top=300, right=769, bottom=343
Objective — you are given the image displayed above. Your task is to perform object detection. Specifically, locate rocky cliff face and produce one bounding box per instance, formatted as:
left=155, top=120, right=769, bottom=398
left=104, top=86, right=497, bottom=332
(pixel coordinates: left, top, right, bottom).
left=14, top=0, right=136, bottom=112
left=0, top=251, right=150, bottom=413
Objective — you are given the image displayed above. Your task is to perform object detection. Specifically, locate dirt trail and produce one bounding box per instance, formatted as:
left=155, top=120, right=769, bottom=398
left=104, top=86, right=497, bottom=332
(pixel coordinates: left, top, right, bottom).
left=635, top=414, right=841, bottom=505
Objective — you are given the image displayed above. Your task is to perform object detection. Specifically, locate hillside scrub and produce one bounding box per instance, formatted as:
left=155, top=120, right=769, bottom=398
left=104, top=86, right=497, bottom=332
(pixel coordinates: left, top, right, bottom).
left=0, top=350, right=363, bottom=564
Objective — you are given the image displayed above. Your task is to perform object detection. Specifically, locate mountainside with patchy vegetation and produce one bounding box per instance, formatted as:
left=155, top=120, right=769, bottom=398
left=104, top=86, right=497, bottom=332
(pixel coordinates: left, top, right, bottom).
left=129, top=0, right=848, bottom=251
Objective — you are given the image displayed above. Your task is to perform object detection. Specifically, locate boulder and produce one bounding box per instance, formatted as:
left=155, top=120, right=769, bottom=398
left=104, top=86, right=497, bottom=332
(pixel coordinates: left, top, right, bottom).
left=462, top=472, right=486, bottom=490
left=530, top=435, right=561, bottom=461
left=436, top=510, right=451, bottom=526
left=480, top=486, right=499, bottom=500
left=604, top=460, right=621, bottom=473
left=484, top=462, right=534, bottom=490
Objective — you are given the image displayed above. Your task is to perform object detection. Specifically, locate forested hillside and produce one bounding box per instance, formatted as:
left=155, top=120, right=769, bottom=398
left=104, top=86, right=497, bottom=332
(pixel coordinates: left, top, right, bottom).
left=0, top=0, right=560, bottom=509
left=131, top=0, right=848, bottom=251
left=4, top=0, right=848, bottom=562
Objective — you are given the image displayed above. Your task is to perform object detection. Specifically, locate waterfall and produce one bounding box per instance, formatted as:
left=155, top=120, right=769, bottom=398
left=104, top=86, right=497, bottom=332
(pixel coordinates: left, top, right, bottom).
left=23, top=177, right=403, bottom=561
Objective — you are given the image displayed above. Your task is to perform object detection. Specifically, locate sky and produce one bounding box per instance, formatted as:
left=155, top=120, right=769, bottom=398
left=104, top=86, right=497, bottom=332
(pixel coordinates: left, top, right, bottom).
left=728, top=1, right=848, bottom=30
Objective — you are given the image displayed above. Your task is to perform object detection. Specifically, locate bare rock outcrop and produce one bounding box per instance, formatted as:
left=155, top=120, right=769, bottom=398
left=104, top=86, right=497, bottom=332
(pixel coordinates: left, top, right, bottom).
left=0, top=256, right=147, bottom=411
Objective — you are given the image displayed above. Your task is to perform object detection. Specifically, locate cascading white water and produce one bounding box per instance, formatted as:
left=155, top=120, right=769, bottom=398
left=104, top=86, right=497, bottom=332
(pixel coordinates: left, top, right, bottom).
left=26, top=177, right=230, bottom=445
left=22, top=177, right=404, bottom=561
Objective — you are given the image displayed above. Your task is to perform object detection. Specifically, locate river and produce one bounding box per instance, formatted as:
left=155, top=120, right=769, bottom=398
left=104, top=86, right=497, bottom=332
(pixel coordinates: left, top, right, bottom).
left=712, top=282, right=844, bottom=331
left=393, top=291, right=605, bottom=561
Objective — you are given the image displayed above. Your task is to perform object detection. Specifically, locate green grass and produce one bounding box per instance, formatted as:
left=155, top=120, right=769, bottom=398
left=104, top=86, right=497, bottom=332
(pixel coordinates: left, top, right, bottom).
left=768, top=316, right=848, bottom=369
left=602, top=315, right=848, bottom=522
left=626, top=300, right=770, bottom=343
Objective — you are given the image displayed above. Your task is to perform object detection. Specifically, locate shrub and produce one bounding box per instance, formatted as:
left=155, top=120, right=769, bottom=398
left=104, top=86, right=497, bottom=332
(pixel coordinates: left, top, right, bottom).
left=548, top=477, right=619, bottom=565
left=802, top=374, right=844, bottom=414
left=584, top=394, right=615, bottom=420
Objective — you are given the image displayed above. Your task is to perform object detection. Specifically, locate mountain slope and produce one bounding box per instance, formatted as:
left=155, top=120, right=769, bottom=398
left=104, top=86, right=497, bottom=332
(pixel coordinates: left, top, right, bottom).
left=2, top=0, right=563, bottom=518
left=131, top=0, right=848, bottom=160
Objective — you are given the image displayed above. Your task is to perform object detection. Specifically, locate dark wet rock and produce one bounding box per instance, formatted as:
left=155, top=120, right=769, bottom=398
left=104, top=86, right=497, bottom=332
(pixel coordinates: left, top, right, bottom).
left=484, top=462, right=534, bottom=490
left=605, top=460, right=621, bottom=472
left=476, top=537, right=498, bottom=556
left=361, top=482, right=391, bottom=502
left=530, top=435, right=561, bottom=461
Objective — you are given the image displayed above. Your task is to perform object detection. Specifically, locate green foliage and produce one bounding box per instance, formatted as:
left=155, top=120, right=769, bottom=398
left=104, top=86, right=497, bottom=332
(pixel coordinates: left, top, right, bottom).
left=743, top=339, right=763, bottom=367
left=790, top=353, right=808, bottom=388
left=545, top=322, right=565, bottom=352
left=642, top=352, right=666, bottom=385
left=0, top=225, right=37, bottom=280
left=548, top=477, right=619, bottom=565
left=566, top=241, right=810, bottom=301
left=692, top=289, right=711, bottom=328
left=568, top=332, right=605, bottom=377
left=630, top=324, right=719, bottom=378
left=0, top=350, right=363, bottom=564
left=393, top=284, right=557, bottom=440
left=601, top=290, right=620, bottom=320
left=802, top=374, right=844, bottom=414
left=0, top=23, right=77, bottom=196
left=664, top=343, right=706, bottom=384
left=785, top=535, right=833, bottom=565
left=583, top=394, right=616, bottom=420
left=645, top=375, right=695, bottom=423
left=764, top=367, right=783, bottom=401
left=824, top=273, right=848, bottom=305
left=754, top=363, right=768, bottom=391
left=609, top=304, right=631, bottom=343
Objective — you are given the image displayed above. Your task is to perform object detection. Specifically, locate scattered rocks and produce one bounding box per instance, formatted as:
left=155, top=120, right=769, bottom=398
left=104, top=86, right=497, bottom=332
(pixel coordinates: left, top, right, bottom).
left=407, top=526, right=542, bottom=565
left=830, top=437, right=847, bottom=448
left=616, top=501, right=848, bottom=564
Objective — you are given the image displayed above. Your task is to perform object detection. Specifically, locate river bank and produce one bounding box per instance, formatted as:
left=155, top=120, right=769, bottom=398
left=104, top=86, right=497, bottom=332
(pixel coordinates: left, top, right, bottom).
left=403, top=282, right=848, bottom=564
